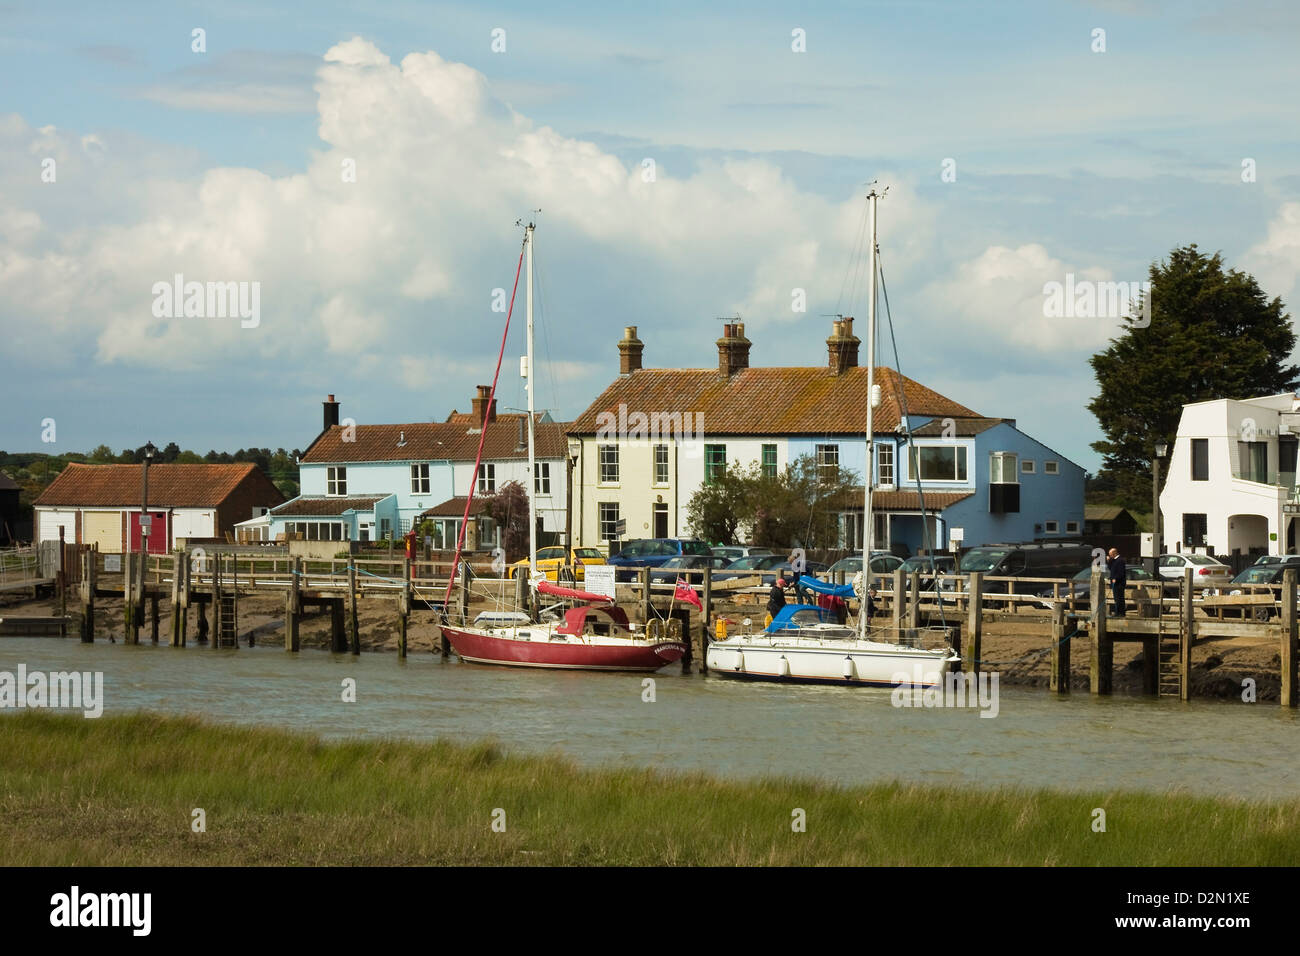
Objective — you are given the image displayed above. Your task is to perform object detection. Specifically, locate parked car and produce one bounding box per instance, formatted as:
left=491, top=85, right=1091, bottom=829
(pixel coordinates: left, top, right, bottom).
left=1156, top=553, right=1233, bottom=590
left=1032, top=563, right=1157, bottom=610
left=606, top=538, right=713, bottom=580
left=826, top=552, right=905, bottom=577
left=507, top=546, right=606, bottom=581
left=649, top=554, right=733, bottom=584
left=713, top=553, right=829, bottom=584
left=1223, top=565, right=1289, bottom=620
left=899, top=554, right=958, bottom=594
left=710, top=545, right=776, bottom=562
left=1250, top=554, right=1300, bottom=567
left=959, top=543, right=1096, bottom=589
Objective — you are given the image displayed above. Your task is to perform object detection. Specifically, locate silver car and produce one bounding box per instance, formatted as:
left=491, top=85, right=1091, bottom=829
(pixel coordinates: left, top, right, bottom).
left=1156, top=553, right=1233, bottom=590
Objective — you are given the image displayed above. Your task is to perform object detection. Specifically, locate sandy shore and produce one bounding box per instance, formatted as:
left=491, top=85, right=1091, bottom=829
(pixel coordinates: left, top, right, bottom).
left=1, top=589, right=1285, bottom=700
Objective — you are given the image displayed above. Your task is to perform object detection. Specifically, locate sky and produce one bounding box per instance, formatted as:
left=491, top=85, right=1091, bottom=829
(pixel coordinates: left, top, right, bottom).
left=1, top=0, right=1298, bottom=470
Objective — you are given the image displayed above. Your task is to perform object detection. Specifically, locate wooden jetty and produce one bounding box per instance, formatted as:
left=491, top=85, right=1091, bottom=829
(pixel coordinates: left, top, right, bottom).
left=44, top=547, right=1300, bottom=706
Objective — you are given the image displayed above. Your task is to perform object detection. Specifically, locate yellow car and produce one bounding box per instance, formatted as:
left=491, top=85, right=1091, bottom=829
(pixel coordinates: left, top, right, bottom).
left=507, top=547, right=607, bottom=581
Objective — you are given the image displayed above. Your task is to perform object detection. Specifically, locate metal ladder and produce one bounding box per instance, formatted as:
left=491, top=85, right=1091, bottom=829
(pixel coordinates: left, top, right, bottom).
left=217, top=592, right=238, bottom=647
left=1157, top=577, right=1182, bottom=697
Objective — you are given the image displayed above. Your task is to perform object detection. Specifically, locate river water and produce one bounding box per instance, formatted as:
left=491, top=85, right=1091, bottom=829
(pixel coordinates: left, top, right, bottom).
left=3, top=637, right=1298, bottom=798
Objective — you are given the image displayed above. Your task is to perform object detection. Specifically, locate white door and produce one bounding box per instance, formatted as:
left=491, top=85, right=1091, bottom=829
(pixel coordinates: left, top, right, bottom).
left=37, top=509, right=78, bottom=545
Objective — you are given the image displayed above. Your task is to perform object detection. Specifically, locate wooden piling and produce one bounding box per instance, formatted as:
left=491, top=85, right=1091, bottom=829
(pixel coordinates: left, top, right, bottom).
left=513, top=571, right=526, bottom=613
left=1049, top=601, right=1069, bottom=693
left=891, top=568, right=905, bottom=634
left=640, top=566, right=652, bottom=626
left=398, top=556, right=410, bottom=660
left=178, top=551, right=189, bottom=646
left=1141, top=636, right=1158, bottom=696
left=907, top=571, right=920, bottom=630
left=1089, top=568, right=1111, bottom=695
left=150, top=593, right=160, bottom=644
left=963, top=572, right=982, bottom=675
left=123, top=550, right=136, bottom=644
left=348, top=564, right=360, bottom=655
left=1180, top=567, right=1194, bottom=701
left=700, top=567, right=712, bottom=675
left=1282, top=568, right=1297, bottom=708
left=330, top=598, right=347, bottom=653
left=286, top=556, right=301, bottom=652
left=211, top=556, right=222, bottom=649
left=170, top=551, right=182, bottom=646
left=80, top=550, right=96, bottom=643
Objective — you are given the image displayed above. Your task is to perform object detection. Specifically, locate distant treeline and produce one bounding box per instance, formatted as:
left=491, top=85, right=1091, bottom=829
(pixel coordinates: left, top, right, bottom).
left=0, top=445, right=301, bottom=502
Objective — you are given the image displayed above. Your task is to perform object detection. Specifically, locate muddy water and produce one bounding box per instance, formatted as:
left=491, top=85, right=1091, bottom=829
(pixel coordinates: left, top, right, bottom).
left=2, top=637, right=1297, bottom=797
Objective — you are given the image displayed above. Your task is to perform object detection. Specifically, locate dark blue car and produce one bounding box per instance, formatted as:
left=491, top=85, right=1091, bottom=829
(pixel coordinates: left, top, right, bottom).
left=607, top=538, right=714, bottom=581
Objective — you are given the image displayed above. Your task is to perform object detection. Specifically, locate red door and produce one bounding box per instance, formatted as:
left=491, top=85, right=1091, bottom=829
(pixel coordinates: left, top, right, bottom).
left=129, top=511, right=169, bottom=554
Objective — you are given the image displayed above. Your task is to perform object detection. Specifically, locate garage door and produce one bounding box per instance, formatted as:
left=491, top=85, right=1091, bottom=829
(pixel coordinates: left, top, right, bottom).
left=83, top=510, right=122, bottom=553
left=37, top=510, right=76, bottom=544
left=172, top=510, right=213, bottom=543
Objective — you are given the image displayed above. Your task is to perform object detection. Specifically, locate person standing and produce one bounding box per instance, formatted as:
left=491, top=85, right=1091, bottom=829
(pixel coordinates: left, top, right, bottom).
left=1106, top=548, right=1127, bottom=616
left=767, top=577, right=788, bottom=619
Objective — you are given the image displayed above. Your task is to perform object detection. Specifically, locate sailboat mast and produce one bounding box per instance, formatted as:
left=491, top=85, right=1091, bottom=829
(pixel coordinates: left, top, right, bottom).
left=861, top=189, right=878, bottom=640
left=525, top=223, right=538, bottom=586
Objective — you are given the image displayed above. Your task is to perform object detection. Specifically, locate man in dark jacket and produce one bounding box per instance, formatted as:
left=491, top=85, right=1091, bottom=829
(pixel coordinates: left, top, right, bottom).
left=767, top=577, right=788, bottom=618
left=1106, top=548, right=1127, bottom=616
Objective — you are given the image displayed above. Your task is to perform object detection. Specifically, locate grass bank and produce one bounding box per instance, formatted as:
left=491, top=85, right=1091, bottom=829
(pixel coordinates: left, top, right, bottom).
left=1, top=711, right=1296, bottom=865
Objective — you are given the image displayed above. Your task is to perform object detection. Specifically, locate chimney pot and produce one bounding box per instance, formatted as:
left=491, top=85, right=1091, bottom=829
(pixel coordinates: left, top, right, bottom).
left=471, top=386, right=497, bottom=427
left=716, top=321, right=751, bottom=377
left=827, top=315, right=860, bottom=373
left=618, top=326, right=644, bottom=374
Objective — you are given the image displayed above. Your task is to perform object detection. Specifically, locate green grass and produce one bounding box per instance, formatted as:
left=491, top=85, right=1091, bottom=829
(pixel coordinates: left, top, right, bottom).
left=1, top=711, right=1296, bottom=865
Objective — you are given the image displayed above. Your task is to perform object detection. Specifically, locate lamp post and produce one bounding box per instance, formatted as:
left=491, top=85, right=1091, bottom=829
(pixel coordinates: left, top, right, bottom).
left=140, top=441, right=157, bottom=553
left=1152, top=441, right=1167, bottom=572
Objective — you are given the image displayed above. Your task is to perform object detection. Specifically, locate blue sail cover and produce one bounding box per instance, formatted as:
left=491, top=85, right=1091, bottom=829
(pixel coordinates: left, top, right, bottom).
left=765, top=603, right=837, bottom=632
left=798, top=575, right=855, bottom=598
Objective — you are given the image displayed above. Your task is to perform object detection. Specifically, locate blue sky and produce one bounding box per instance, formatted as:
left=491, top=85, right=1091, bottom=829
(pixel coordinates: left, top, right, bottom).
left=1, top=0, right=1298, bottom=469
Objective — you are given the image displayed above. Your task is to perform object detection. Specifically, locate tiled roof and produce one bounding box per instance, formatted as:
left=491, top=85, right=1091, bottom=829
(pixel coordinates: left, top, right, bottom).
left=909, top=417, right=1009, bottom=437
left=33, top=463, right=283, bottom=508
left=834, top=490, right=975, bottom=512
left=271, top=495, right=389, bottom=516
left=1085, top=505, right=1130, bottom=521
left=300, top=415, right=569, bottom=464
left=420, top=496, right=483, bottom=518
left=567, top=366, right=979, bottom=436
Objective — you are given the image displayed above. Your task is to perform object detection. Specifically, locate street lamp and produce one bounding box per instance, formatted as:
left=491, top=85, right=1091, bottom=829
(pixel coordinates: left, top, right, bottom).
left=1152, top=441, right=1168, bottom=569
left=141, top=441, right=157, bottom=553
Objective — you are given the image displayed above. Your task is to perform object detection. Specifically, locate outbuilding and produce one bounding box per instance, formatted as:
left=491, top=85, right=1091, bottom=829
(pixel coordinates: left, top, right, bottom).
left=32, top=462, right=285, bottom=553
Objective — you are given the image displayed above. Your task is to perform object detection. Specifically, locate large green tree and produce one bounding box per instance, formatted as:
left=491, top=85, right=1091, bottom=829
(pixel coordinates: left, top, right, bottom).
left=686, top=454, right=859, bottom=549
left=1089, top=244, right=1298, bottom=508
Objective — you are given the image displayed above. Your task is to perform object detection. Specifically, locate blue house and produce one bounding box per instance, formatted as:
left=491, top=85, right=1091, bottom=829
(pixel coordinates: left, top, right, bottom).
left=266, top=391, right=569, bottom=548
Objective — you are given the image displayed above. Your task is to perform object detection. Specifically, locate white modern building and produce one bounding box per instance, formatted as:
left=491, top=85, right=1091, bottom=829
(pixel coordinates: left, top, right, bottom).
left=1159, top=392, right=1300, bottom=557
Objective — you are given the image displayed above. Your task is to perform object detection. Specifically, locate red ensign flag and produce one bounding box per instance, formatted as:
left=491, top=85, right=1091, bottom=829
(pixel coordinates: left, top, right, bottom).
left=674, top=578, right=703, bottom=610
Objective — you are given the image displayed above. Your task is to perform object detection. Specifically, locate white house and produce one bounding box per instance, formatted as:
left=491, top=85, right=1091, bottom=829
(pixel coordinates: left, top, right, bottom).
left=1159, top=392, right=1300, bottom=557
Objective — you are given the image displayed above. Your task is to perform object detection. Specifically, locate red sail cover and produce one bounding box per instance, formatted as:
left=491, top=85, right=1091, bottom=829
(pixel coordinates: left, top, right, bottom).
left=536, top=580, right=613, bottom=604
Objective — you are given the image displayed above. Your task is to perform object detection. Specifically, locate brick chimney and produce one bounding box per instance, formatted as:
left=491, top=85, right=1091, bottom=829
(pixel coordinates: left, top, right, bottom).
left=826, top=317, right=860, bottom=373
left=471, top=385, right=497, bottom=427
left=716, top=322, right=751, bottom=377
left=323, top=394, right=340, bottom=431
left=618, top=326, right=644, bottom=374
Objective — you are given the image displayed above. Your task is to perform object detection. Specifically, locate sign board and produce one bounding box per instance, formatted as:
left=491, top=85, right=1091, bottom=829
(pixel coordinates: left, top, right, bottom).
left=948, top=527, right=964, bottom=550
left=613, top=518, right=627, bottom=537
left=104, top=555, right=121, bottom=573
left=584, top=564, right=617, bottom=599
left=1139, top=532, right=1156, bottom=558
